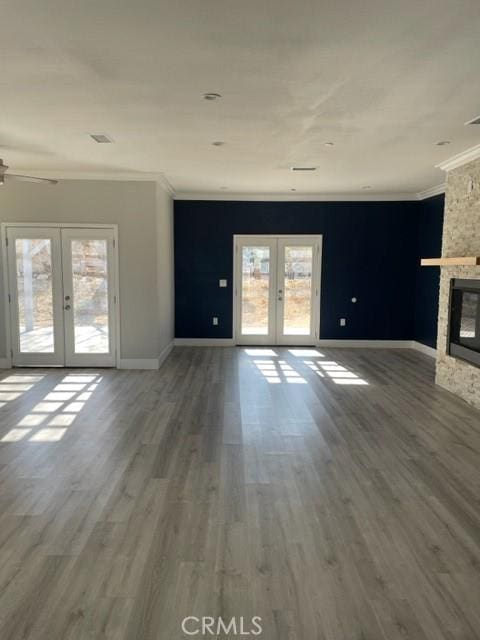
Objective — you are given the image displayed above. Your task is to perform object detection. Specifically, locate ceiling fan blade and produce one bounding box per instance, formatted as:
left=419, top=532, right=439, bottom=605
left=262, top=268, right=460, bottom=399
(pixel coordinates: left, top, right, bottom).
left=6, top=173, right=58, bottom=185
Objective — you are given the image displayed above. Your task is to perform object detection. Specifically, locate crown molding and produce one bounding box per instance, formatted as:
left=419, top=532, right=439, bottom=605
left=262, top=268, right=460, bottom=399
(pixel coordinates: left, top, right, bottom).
left=155, top=173, right=175, bottom=196
left=436, top=144, right=480, bottom=172
left=416, top=183, right=446, bottom=200
left=7, top=169, right=172, bottom=184
left=5, top=170, right=448, bottom=203
left=8, top=169, right=177, bottom=196
left=174, top=191, right=418, bottom=202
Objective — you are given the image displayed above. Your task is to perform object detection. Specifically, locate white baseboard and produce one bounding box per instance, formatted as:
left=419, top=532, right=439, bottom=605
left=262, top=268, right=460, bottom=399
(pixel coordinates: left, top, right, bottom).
left=0, top=354, right=174, bottom=371
left=174, top=338, right=235, bottom=347
left=316, top=339, right=413, bottom=348
left=172, top=338, right=438, bottom=359
left=411, top=341, right=437, bottom=358
left=158, top=341, right=174, bottom=368
left=0, top=345, right=172, bottom=372
left=117, top=358, right=160, bottom=370
left=117, top=342, right=174, bottom=370
left=319, top=340, right=437, bottom=358
left=175, top=339, right=414, bottom=348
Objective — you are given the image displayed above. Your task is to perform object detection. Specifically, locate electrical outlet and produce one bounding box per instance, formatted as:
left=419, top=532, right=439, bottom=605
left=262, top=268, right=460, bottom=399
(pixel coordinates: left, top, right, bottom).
left=213, top=317, right=218, bottom=326
left=340, top=318, right=346, bottom=327
left=219, top=279, right=227, bottom=288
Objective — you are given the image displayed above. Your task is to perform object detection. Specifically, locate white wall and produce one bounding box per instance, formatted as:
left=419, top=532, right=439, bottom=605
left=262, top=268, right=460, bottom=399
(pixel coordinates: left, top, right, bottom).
left=155, top=183, right=175, bottom=361
left=0, top=179, right=174, bottom=365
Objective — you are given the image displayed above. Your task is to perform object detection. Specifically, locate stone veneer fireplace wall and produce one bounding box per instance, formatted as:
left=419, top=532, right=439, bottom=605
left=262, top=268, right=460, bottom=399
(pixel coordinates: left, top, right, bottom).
left=436, top=156, right=480, bottom=410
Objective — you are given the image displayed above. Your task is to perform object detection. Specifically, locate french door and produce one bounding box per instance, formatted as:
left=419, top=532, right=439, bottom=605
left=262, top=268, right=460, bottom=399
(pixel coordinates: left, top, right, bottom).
left=6, top=226, right=117, bottom=367
left=235, top=235, right=322, bottom=345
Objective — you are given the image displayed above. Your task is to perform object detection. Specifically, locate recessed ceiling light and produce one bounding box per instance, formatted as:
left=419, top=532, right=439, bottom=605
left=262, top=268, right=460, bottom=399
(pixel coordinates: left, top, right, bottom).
left=291, top=166, right=316, bottom=171
left=362, top=185, right=372, bottom=190
left=324, top=142, right=334, bottom=147
left=203, top=92, right=222, bottom=101
left=212, top=141, right=225, bottom=146
left=89, top=133, right=113, bottom=143
left=220, top=186, right=228, bottom=190
left=435, top=140, right=451, bottom=146
left=290, top=188, right=297, bottom=191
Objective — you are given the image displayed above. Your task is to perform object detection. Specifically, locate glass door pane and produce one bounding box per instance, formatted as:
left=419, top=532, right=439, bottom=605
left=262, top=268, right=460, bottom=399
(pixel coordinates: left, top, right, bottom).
left=282, top=245, right=313, bottom=335
left=276, top=237, right=320, bottom=345
left=15, top=238, right=55, bottom=352
left=61, top=228, right=116, bottom=367
left=71, top=239, right=109, bottom=353
left=241, top=245, right=271, bottom=335
left=7, top=228, right=65, bottom=366
left=236, top=238, right=277, bottom=344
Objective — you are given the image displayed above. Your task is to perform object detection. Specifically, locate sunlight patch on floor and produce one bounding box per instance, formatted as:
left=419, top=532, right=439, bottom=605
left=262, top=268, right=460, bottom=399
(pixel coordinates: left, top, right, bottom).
left=30, top=428, right=67, bottom=442
left=245, top=349, right=278, bottom=357
left=246, top=352, right=369, bottom=386
left=0, top=372, right=103, bottom=444
left=318, top=360, right=369, bottom=385
left=288, top=349, right=324, bottom=357
left=17, top=414, right=48, bottom=427
left=1, top=428, right=32, bottom=442
left=252, top=358, right=307, bottom=384
left=0, top=374, right=44, bottom=406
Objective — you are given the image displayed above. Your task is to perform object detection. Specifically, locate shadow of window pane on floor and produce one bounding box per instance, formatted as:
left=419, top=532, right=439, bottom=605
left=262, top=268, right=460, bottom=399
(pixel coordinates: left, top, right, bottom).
left=245, top=348, right=369, bottom=386
left=0, top=373, right=102, bottom=443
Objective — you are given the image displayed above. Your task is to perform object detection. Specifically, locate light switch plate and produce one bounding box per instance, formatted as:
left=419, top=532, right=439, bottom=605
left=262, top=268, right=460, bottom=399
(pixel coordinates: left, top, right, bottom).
left=340, top=318, right=346, bottom=327
left=219, top=279, right=227, bottom=288
left=213, top=317, right=219, bottom=325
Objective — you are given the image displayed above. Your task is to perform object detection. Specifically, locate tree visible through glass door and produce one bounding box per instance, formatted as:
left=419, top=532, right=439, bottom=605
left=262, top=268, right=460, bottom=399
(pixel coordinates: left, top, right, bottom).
left=15, top=238, right=55, bottom=353
left=241, top=245, right=271, bottom=335
left=282, top=245, right=313, bottom=335
left=71, top=239, right=110, bottom=353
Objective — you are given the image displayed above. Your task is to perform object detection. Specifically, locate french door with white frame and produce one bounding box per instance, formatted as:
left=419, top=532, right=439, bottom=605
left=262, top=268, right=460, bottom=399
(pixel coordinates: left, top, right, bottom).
left=5, top=225, right=117, bottom=367
left=235, top=235, right=322, bottom=345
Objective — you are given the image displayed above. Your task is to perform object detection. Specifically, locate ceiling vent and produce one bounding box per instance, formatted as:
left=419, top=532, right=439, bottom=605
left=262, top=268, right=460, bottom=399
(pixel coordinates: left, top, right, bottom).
left=291, top=166, right=316, bottom=171
left=203, top=92, right=222, bottom=101
left=465, top=115, right=480, bottom=125
left=89, top=133, right=113, bottom=143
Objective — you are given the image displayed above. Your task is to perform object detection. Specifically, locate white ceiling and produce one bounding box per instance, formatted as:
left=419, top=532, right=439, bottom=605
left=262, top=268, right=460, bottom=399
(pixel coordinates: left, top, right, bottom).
left=1, top=0, right=480, bottom=196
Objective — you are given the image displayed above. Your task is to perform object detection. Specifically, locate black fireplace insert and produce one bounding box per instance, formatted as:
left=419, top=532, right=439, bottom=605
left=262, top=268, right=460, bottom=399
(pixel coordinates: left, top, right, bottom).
left=448, top=279, right=480, bottom=368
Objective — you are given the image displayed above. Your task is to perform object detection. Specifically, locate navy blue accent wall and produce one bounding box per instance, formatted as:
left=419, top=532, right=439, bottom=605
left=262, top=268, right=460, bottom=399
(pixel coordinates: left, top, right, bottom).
left=413, top=194, right=445, bottom=348
left=174, top=200, right=427, bottom=341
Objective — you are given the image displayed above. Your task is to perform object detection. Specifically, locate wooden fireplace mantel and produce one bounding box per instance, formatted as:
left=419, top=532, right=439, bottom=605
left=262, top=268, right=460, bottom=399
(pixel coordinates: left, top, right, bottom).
left=421, top=256, right=480, bottom=267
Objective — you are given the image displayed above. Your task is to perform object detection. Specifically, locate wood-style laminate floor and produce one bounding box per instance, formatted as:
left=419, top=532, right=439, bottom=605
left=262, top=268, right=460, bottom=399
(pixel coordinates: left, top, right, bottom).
left=0, top=347, right=479, bottom=640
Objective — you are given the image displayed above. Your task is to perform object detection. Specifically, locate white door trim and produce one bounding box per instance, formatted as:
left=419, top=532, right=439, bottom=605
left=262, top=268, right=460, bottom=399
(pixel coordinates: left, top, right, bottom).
left=1, top=224, right=13, bottom=368
left=1, top=222, right=120, bottom=368
left=233, top=234, right=323, bottom=345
